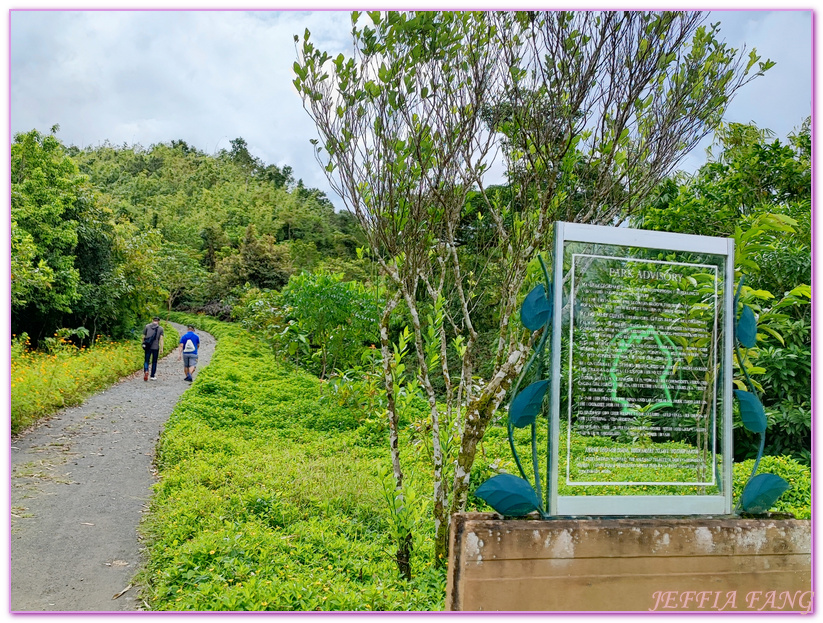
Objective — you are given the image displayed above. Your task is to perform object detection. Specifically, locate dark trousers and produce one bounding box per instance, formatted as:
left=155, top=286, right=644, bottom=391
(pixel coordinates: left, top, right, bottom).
left=144, top=348, right=160, bottom=377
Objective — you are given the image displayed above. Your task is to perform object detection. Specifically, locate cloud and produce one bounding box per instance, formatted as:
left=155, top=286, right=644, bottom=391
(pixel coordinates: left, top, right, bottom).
left=715, top=10, right=812, bottom=137
left=11, top=10, right=353, bottom=204
left=10, top=9, right=813, bottom=207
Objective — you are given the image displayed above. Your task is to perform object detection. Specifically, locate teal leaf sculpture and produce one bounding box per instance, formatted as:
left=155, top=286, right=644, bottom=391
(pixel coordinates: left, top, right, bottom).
left=741, top=473, right=791, bottom=514
left=520, top=284, right=552, bottom=332
left=734, top=389, right=767, bottom=434
left=736, top=305, right=757, bottom=348
left=475, top=473, right=542, bottom=517
left=509, top=380, right=550, bottom=428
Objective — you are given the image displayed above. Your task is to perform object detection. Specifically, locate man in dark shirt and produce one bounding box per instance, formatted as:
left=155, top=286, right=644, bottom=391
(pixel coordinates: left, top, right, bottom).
left=142, top=316, right=165, bottom=381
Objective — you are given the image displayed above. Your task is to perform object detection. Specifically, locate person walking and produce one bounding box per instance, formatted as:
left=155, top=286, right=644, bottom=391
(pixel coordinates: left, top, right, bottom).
left=177, top=324, right=200, bottom=382
left=142, top=316, right=165, bottom=381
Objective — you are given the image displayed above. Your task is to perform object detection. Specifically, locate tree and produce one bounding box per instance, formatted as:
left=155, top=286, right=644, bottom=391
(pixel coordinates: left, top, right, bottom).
left=210, top=224, right=295, bottom=296
left=11, top=129, right=84, bottom=323
left=156, top=242, right=209, bottom=311
left=295, top=10, right=770, bottom=568
left=11, top=128, right=168, bottom=341
left=634, top=119, right=811, bottom=239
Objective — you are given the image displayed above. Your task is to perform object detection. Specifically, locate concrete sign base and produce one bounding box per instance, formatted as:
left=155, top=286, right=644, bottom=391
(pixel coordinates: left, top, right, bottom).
left=445, top=512, right=811, bottom=612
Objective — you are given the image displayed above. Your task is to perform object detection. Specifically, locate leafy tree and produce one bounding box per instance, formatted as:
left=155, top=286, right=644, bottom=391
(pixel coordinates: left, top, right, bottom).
left=635, top=120, right=811, bottom=464
left=295, top=9, right=768, bottom=566
left=210, top=224, right=295, bottom=296
left=11, top=128, right=84, bottom=322
left=11, top=128, right=167, bottom=341
left=10, top=217, right=53, bottom=310
left=635, top=120, right=811, bottom=240
left=156, top=242, right=209, bottom=311
left=279, top=270, right=381, bottom=378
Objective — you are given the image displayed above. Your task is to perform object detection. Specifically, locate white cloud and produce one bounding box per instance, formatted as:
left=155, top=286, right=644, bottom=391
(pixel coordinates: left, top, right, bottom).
left=10, top=9, right=814, bottom=207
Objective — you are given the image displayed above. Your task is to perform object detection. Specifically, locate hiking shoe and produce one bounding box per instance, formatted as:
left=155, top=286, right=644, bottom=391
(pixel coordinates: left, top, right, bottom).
left=144, top=371, right=149, bottom=382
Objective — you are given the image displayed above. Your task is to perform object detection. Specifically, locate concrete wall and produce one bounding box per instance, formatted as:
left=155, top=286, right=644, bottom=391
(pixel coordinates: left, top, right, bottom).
left=446, top=512, right=812, bottom=612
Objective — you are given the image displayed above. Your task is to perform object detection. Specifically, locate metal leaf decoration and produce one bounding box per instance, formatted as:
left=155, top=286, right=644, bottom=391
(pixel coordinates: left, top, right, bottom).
left=734, top=389, right=767, bottom=434
left=520, top=284, right=552, bottom=332
left=475, top=473, right=541, bottom=517
left=509, top=380, right=549, bottom=428
left=741, top=473, right=790, bottom=514
left=736, top=305, right=757, bottom=348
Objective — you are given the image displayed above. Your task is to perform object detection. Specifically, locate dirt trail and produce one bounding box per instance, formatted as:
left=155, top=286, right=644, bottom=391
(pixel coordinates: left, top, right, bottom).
left=10, top=322, right=215, bottom=612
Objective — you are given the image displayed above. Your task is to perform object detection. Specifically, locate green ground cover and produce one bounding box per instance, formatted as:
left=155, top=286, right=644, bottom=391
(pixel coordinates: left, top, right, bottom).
left=139, top=314, right=443, bottom=611
left=140, top=314, right=810, bottom=611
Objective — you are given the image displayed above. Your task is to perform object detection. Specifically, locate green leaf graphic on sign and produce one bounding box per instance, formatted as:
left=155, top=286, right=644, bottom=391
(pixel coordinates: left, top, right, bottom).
left=734, top=389, right=767, bottom=433
left=520, top=284, right=552, bottom=331
left=736, top=305, right=757, bottom=348
left=475, top=473, right=541, bottom=516
left=509, top=380, right=549, bottom=428
left=741, top=473, right=790, bottom=514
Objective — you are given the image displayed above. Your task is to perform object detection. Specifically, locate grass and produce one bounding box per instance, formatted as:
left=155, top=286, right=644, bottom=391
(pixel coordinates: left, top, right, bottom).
left=134, top=312, right=812, bottom=610
left=138, top=313, right=444, bottom=611
left=10, top=323, right=179, bottom=435
left=11, top=312, right=808, bottom=610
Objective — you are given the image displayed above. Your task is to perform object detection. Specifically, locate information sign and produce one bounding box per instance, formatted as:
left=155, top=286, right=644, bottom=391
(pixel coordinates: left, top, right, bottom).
left=549, top=223, right=734, bottom=515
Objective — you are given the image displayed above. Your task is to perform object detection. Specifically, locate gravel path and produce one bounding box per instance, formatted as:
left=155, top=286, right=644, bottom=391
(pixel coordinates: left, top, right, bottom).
left=10, top=322, right=215, bottom=612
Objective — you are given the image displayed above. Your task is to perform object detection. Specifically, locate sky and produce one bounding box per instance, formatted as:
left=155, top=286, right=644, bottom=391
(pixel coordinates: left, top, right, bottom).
left=8, top=8, right=814, bottom=211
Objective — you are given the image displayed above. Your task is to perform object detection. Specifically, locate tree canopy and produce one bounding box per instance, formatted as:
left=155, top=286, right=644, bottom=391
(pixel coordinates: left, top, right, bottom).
left=294, top=9, right=773, bottom=564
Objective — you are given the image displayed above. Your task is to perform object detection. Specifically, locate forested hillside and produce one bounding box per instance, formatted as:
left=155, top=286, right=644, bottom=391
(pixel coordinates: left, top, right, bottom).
left=11, top=129, right=366, bottom=344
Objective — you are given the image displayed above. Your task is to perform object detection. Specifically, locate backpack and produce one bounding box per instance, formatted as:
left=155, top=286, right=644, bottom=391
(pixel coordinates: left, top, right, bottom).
left=142, top=327, right=157, bottom=349
left=183, top=338, right=196, bottom=353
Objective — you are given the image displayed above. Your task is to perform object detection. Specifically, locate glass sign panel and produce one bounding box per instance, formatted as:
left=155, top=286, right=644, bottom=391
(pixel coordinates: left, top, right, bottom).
left=549, top=223, right=734, bottom=516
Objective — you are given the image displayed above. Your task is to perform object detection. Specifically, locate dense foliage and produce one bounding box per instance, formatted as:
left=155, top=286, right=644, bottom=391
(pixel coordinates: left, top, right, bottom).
left=635, top=120, right=811, bottom=464
left=11, top=128, right=364, bottom=345
left=71, top=137, right=364, bottom=309
left=11, top=128, right=164, bottom=342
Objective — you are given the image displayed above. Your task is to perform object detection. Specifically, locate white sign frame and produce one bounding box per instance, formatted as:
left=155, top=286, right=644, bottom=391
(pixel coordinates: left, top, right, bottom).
left=549, top=222, right=735, bottom=516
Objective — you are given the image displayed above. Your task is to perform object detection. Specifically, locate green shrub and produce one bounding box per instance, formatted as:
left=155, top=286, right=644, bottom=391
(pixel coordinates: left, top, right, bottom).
left=733, top=455, right=811, bottom=519
left=233, top=271, right=380, bottom=378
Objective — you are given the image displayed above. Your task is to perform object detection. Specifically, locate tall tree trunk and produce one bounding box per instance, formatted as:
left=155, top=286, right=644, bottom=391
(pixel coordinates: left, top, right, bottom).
left=436, top=347, right=527, bottom=562
left=380, top=291, right=411, bottom=577
left=401, top=290, right=450, bottom=567
left=381, top=291, right=404, bottom=488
